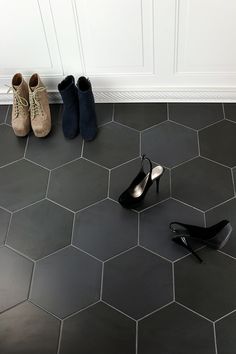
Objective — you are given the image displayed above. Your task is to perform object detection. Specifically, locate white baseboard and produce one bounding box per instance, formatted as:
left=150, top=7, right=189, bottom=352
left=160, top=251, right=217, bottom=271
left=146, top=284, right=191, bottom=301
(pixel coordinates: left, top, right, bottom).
left=1, top=88, right=236, bottom=104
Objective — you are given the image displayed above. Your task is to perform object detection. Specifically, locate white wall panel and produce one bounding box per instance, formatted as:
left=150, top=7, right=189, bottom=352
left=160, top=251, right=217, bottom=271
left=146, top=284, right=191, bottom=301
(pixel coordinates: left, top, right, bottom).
left=75, top=0, right=153, bottom=74
left=176, top=0, right=236, bottom=73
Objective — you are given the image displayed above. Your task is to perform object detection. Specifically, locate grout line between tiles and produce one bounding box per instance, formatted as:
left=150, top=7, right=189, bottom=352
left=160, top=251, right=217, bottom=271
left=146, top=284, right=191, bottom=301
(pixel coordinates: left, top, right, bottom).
left=104, top=245, right=138, bottom=263
left=170, top=197, right=205, bottom=213
left=4, top=105, right=10, bottom=123
left=205, top=195, right=236, bottom=213
left=82, top=156, right=110, bottom=171
left=0, top=157, right=23, bottom=169
left=113, top=119, right=140, bottom=133
left=231, top=168, right=236, bottom=196
left=138, top=197, right=170, bottom=213
left=107, top=169, right=111, bottom=197
left=173, top=245, right=206, bottom=263
left=56, top=320, right=64, bottom=354
left=213, top=322, right=218, bottom=354
left=175, top=301, right=214, bottom=323
left=28, top=262, right=36, bottom=300
left=172, top=263, right=175, bottom=301
left=11, top=198, right=46, bottom=214
left=23, top=136, right=29, bottom=157
left=141, top=119, right=168, bottom=134
left=24, top=157, right=50, bottom=171
left=70, top=212, right=76, bottom=245
left=101, top=300, right=136, bottom=322
left=139, top=245, right=172, bottom=264
left=137, top=301, right=174, bottom=322
left=214, top=308, right=236, bottom=323
left=110, top=156, right=139, bottom=171
left=217, top=249, right=236, bottom=262
left=0, top=299, right=28, bottom=317
left=63, top=301, right=100, bottom=321
left=5, top=243, right=35, bottom=263
left=222, top=103, right=226, bottom=119
left=4, top=212, right=13, bottom=245
left=171, top=155, right=199, bottom=170
left=168, top=119, right=198, bottom=132
left=135, top=321, right=138, bottom=354
left=45, top=170, right=51, bottom=198
left=200, top=156, right=231, bottom=170
left=137, top=213, right=140, bottom=246
left=72, top=244, right=102, bottom=263
left=28, top=300, right=62, bottom=321
left=45, top=197, right=75, bottom=213
left=112, top=103, right=115, bottom=122
left=198, top=119, right=223, bottom=132
left=81, top=139, right=85, bottom=157
left=100, top=262, right=104, bottom=300
left=50, top=156, right=81, bottom=172
left=34, top=244, right=71, bottom=263
left=166, top=103, right=170, bottom=120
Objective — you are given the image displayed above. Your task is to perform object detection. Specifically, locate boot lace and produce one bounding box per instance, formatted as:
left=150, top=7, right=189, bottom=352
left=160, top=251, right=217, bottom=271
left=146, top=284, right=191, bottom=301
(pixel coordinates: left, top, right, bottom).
left=7, top=86, right=28, bottom=119
left=29, top=87, right=46, bottom=119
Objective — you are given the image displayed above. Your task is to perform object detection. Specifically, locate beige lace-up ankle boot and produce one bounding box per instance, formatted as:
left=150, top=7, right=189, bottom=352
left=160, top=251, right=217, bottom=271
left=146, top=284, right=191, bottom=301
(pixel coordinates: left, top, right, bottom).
left=29, top=74, right=51, bottom=137
left=11, top=73, right=30, bottom=137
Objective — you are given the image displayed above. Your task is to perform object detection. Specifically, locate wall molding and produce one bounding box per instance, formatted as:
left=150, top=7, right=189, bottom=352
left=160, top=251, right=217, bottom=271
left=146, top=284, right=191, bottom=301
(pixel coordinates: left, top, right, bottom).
left=1, top=87, right=236, bottom=104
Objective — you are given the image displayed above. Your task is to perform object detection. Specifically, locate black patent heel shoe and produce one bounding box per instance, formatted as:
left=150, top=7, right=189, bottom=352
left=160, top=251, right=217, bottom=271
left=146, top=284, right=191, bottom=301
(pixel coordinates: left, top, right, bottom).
left=170, top=220, right=232, bottom=263
left=118, top=155, right=164, bottom=208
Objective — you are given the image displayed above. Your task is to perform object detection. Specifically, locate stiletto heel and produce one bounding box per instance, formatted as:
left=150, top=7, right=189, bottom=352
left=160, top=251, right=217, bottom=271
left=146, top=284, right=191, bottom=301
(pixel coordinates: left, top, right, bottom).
left=118, top=155, right=164, bottom=208
left=156, top=178, right=160, bottom=193
left=170, top=220, right=232, bottom=262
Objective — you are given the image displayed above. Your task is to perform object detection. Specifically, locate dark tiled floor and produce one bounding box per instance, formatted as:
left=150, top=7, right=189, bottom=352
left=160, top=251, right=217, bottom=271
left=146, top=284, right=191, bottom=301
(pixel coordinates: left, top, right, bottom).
left=0, top=103, right=236, bottom=353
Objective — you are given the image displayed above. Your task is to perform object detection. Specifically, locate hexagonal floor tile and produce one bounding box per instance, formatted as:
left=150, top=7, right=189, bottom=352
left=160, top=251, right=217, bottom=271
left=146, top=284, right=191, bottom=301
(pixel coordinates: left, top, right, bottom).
left=140, top=199, right=204, bottom=261
left=0, top=246, right=33, bottom=312
left=0, top=125, right=26, bottom=167
left=216, top=311, right=236, bottom=354
left=26, top=123, right=83, bottom=169
left=83, top=122, right=139, bottom=168
left=114, top=103, right=167, bottom=131
left=224, top=103, right=236, bottom=122
left=0, top=105, right=9, bottom=124
left=96, top=103, right=113, bottom=126
left=109, top=157, right=170, bottom=211
left=60, top=302, right=136, bottom=354
left=0, top=301, right=60, bottom=354
left=7, top=200, right=74, bottom=260
left=141, top=121, right=198, bottom=168
left=0, top=207, right=10, bottom=245
left=206, top=198, right=236, bottom=258
left=30, top=246, right=102, bottom=318
left=138, top=303, right=215, bottom=354
left=48, top=158, right=108, bottom=211
left=73, top=199, right=138, bottom=261
left=172, top=157, right=234, bottom=211
left=199, top=120, right=236, bottom=167
left=0, top=159, right=48, bottom=211
left=175, top=248, right=236, bottom=320
left=169, top=103, right=223, bottom=130
left=103, top=247, right=172, bottom=319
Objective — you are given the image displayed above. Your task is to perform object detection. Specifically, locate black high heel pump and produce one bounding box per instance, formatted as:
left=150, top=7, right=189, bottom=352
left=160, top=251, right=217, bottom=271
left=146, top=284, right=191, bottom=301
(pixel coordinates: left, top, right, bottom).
left=170, top=220, right=232, bottom=263
left=118, top=155, right=164, bottom=208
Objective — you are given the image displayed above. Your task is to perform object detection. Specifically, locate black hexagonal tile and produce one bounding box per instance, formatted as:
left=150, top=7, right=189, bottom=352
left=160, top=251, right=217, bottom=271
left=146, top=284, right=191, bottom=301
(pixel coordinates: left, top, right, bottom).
left=7, top=200, right=73, bottom=260
left=59, top=302, right=136, bottom=354
left=26, top=123, right=83, bottom=169
left=138, top=302, right=215, bottom=354
left=114, top=103, right=167, bottom=131
left=140, top=199, right=204, bottom=261
left=0, top=207, right=10, bottom=245
left=141, top=121, right=198, bottom=168
left=0, top=246, right=33, bottom=312
left=0, top=301, right=60, bottom=354
left=30, top=246, right=102, bottom=318
left=169, top=103, right=223, bottom=129
left=0, top=125, right=26, bottom=167
left=224, top=103, right=236, bottom=122
left=109, top=157, right=170, bottom=211
left=103, top=247, right=172, bottom=319
left=175, top=248, right=236, bottom=320
left=172, top=157, right=234, bottom=211
left=48, top=158, right=108, bottom=211
left=206, top=198, right=236, bottom=258
left=0, top=105, right=9, bottom=124
left=0, top=159, right=48, bottom=211
left=73, top=199, right=138, bottom=261
left=216, top=310, right=236, bottom=354
left=199, top=120, right=236, bottom=167
left=83, top=122, right=139, bottom=168
left=96, top=103, right=113, bottom=126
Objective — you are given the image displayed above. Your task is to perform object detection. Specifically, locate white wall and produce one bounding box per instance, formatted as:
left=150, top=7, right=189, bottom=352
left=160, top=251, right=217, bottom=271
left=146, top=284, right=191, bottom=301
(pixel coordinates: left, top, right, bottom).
left=1, top=0, right=236, bottom=102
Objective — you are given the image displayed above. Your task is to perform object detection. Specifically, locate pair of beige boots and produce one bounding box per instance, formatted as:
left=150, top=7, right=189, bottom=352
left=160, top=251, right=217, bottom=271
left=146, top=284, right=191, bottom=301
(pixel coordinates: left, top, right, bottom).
left=10, top=73, right=51, bottom=137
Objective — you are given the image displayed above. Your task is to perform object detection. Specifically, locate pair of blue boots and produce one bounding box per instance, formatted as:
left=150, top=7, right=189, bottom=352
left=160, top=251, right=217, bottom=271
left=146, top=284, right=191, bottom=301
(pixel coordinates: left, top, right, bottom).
left=58, top=76, right=97, bottom=141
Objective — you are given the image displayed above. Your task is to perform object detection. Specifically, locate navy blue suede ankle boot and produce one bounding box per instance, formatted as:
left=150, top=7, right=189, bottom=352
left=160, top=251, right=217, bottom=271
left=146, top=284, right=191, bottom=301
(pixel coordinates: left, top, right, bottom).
left=58, top=76, right=80, bottom=139
left=77, top=76, right=97, bottom=141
